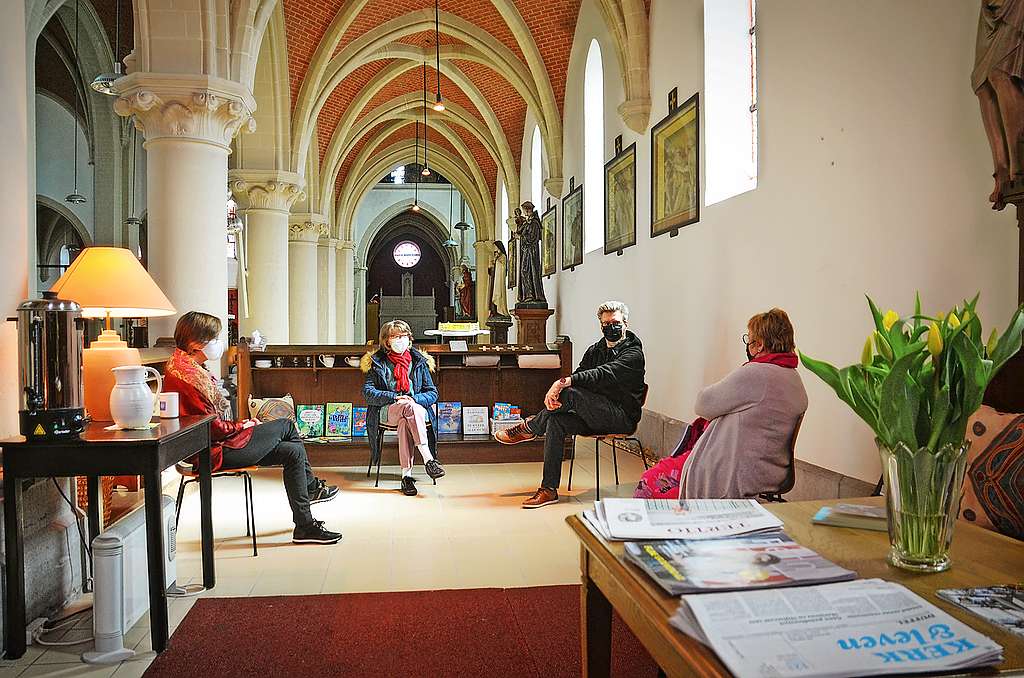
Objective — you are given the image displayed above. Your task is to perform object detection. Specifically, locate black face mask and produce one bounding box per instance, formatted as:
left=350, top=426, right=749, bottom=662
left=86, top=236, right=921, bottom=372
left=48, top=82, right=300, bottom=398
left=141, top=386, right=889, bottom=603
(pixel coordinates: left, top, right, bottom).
left=602, top=323, right=625, bottom=342
left=745, top=345, right=755, bottom=361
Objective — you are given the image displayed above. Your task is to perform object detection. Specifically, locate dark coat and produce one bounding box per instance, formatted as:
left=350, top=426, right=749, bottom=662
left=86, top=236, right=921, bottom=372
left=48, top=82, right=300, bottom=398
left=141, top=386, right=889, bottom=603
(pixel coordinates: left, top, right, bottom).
left=571, top=330, right=647, bottom=423
left=361, top=348, right=439, bottom=463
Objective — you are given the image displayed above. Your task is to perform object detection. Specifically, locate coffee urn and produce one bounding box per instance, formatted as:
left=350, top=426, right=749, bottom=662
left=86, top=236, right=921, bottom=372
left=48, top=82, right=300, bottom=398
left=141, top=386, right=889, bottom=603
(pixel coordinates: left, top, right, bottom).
left=13, top=291, right=87, bottom=439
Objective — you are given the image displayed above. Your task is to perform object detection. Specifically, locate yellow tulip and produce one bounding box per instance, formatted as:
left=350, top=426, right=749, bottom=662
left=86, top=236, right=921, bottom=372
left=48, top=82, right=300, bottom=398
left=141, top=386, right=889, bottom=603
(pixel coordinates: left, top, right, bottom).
left=961, top=309, right=971, bottom=324
left=927, top=322, right=943, bottom=358
left=936, top=311, right=946, bottom=321
left=948, top=312, right=961, bottom=329
left=874, top=331, right=893, bottom=361
left=861, top=336, right=873, bottom=366
left=882, top=309, right=900, bottom=331
left=987, top=328, right=999, bottom=357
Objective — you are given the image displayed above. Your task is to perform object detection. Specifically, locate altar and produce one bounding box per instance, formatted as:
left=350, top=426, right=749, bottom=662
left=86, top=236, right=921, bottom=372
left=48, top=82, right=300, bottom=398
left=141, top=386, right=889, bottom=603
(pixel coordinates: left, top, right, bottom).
left=377, top=272, right=437, bottom=339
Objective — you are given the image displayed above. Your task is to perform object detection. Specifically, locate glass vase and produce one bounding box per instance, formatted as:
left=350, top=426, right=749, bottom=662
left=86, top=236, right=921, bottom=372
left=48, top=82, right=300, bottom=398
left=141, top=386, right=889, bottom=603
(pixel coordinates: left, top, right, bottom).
left=877, top=441, right=969, bottom=573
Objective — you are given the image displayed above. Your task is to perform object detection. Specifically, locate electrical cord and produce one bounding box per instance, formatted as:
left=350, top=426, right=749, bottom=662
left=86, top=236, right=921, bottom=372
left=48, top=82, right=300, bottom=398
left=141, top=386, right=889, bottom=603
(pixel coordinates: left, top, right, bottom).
left=52, top=478, right=92, bottom=561
left=32, top=612, right=94, bottom=646
left=43, top=605, right=93, bottom=628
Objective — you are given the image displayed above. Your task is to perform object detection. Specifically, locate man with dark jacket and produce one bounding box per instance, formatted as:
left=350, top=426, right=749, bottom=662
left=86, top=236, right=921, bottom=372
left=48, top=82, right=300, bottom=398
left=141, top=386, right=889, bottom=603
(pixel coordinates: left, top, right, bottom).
left=496, top=301, right=646, bottom=508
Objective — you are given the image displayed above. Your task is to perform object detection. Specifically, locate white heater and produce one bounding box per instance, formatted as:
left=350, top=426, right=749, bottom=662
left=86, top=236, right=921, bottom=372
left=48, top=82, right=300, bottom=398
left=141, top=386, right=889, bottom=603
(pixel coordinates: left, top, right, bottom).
left=82, top=495, right=176, bottom=664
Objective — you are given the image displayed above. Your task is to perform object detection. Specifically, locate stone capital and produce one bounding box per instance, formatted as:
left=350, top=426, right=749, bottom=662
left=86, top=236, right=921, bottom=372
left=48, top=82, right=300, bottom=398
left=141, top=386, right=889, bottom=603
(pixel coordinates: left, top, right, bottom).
left=618, top=97, right=651, bottom=135
left=544, top=177, right=564, bottom=198
left=336, top=239, right=356, bottom=252
left=229, top=170, right=305, bottom=212
left=113, top=73, right=257, bottom=150
left=288, top=212, right=328, bottom=243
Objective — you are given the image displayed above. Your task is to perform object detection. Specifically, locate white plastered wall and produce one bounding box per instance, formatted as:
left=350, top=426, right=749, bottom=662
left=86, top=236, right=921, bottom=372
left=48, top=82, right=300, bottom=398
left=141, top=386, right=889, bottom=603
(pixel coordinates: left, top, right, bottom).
left=552, top=0, right=1019, bottom=482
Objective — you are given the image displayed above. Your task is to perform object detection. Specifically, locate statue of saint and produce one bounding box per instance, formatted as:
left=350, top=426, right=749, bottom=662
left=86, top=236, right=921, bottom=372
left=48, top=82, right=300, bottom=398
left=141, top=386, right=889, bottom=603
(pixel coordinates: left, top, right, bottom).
left=507, top=209, right=520, bottom=290
left=456, top=265, right=474, bottom=319
left=487, top=241, right=510, bottom=318
left=517, top=201, right=547, bottom=307
left=974, top=0, right=1024, bottom=209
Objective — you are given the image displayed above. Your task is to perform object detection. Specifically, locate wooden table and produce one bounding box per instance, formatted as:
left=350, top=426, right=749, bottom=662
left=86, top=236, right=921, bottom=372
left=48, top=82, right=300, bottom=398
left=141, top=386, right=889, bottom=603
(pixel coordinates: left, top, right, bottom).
left=1, top=414, right=217, bottom=659
left=568, top=498, right=1024, bottom=677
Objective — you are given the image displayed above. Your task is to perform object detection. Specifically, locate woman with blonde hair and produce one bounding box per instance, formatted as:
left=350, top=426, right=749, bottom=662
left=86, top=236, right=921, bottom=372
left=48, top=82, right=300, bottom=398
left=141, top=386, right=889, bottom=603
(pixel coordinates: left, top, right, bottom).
left=362, top=320, right=444, bottom=496
left=163, top=311, right=342, bottom=544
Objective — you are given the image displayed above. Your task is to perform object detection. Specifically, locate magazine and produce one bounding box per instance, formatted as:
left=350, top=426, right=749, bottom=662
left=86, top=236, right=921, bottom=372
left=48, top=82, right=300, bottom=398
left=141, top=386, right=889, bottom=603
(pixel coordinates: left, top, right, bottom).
left=325, top=402, right=352, bottom=437
left=295, top=404, right=325, bottom=438
left=624, top=532, right=856, bottom=595
left=670, top=578, right=1003, bottom=677
left=352, top=406, right=368, bottom=437
left=463, top=406, right=489, bottom=435
left=592, top=498, right=784, bottom=541
left=437, top=401, right=462, bottom=434
left=938, top=585, right=1024, bottom=638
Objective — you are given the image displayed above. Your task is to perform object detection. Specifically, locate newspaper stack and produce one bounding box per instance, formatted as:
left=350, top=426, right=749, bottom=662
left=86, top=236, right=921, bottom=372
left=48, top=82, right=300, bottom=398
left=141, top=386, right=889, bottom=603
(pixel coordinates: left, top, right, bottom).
left=669, top=578, right=1003, bottom=678
left=583, top=498, right=784, bottom=541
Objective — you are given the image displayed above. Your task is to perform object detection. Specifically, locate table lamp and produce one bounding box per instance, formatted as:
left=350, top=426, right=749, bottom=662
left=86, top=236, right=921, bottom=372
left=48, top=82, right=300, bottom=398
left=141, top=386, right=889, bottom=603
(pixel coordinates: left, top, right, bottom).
left=50, top=247, right=175, bottom=421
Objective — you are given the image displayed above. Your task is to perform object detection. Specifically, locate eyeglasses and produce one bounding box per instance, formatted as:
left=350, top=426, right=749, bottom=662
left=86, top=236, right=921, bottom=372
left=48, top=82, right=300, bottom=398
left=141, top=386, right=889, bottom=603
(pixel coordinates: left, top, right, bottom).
left=601, top=320, right=623, bottom=328
left=742, top=333, right=752, bottom=346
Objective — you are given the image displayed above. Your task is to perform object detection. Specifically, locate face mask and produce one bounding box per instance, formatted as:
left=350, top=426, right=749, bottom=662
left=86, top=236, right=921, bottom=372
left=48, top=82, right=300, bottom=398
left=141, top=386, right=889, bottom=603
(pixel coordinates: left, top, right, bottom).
left=202, top=338, right=225, bottom=362
left=390, top=336, right=411, bottom=354
left=745, top=345, right=755, bottom=361
left=602, top=323, right=624, bottom=343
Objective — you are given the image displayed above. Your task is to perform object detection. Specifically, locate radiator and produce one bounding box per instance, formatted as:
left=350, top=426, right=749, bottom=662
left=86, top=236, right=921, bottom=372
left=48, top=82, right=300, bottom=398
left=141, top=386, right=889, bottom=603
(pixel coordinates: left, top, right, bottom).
left=81, top=495, right=176, bottom=664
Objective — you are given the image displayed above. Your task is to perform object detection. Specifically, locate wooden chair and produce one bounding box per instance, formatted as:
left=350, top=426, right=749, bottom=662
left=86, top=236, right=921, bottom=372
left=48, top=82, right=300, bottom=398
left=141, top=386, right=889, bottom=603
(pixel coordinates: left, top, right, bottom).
left=567, top=385, right=650, bottom=502
left=175, top=462, right=258, bottom=557
left=367, top=421, right=437, bottom=489
left=758, top=414, right=804, bottom=503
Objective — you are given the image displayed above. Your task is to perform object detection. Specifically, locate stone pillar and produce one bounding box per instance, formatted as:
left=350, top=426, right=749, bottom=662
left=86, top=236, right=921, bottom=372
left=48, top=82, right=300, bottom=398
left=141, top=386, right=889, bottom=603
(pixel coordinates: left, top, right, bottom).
left=336, top=240, right=355, bottom=343
left=115, top=74, right=256, bottom=344
left=354, top=265, right=368, bottom=343
left=288, top=214, right=325, bottom=344
left=474, top=239, right=492, bottom=325
left=229, top=170, right=304, bottom=344
left=317, top=237, right=337, bottom=343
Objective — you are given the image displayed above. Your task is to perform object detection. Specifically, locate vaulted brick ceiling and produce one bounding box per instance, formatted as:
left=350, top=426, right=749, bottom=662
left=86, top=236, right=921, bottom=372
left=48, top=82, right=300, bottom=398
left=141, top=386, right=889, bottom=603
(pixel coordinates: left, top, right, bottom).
left=282, top=0, right=585, bottom=208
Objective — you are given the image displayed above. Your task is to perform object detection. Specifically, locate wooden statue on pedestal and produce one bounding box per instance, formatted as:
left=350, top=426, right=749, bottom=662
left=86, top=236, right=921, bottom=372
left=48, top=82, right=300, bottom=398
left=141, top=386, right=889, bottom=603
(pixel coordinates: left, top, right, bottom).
left=513, top=201, right=553, bottom=344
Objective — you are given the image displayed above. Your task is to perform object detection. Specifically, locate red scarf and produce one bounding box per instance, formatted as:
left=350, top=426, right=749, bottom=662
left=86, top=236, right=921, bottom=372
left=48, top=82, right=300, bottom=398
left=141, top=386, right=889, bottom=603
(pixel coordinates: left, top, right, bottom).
left=387, top=350, right=413, bottom=393
left=748, top=352, right=799, bottom=369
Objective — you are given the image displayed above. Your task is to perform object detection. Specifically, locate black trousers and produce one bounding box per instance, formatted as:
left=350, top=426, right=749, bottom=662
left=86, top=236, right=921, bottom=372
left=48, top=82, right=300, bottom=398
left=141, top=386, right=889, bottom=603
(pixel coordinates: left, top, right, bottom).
left=220, top=418, right=317, bottom=527
left=527, top=387, right=636, bottom=490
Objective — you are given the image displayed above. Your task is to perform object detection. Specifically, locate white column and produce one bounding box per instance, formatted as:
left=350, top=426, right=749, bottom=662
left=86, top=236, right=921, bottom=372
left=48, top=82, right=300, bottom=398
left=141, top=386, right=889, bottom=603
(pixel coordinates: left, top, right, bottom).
left=474, top=240, right=492, bottom=324
left=317, top=237, right=337, bottom=343
left=229, top=170, right=304, bottom=344
left=354, top=265, right=368, bottom=343
left=288, top=214, right=325, bottom=344
left=336, top=240, right=355, bottom=343
left=115, top=74, right=256, bottom=344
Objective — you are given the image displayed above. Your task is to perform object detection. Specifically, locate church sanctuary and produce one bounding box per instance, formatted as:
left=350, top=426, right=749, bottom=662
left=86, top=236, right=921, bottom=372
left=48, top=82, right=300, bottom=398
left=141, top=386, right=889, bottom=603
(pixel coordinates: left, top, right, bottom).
left=3, top=0, right=1024, bottom=676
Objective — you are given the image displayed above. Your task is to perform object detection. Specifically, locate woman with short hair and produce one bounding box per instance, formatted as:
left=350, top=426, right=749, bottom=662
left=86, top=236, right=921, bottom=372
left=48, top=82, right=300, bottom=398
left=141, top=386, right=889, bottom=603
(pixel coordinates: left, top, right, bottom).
left=362, top=320, right=444, bottom=496
left=163, top=311, right=342, bottom=544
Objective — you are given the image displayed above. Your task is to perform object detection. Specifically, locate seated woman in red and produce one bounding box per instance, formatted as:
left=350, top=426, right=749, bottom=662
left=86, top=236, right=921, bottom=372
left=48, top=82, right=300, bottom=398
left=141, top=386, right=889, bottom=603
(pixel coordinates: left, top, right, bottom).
left=163, top=311, right=341, bottom=544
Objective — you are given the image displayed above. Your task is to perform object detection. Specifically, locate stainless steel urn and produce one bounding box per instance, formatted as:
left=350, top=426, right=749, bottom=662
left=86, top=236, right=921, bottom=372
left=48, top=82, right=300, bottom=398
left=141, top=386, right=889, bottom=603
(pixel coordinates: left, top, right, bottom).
left=14, top=291, right=87, bottom=439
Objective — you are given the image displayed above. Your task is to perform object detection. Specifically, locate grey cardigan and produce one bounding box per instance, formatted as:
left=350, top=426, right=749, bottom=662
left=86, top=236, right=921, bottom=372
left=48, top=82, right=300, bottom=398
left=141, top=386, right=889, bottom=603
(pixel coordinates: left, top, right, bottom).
left=680, top=362, right=808, bottom=499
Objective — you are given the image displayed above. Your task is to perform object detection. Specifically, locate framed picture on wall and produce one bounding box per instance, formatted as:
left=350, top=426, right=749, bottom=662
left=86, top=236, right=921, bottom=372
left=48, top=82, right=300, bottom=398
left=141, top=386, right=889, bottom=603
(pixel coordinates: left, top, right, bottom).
left=541, top=203, right=557, bottom=278
left=604, top=142, right=637, bottom=255
left=651, top=91, right=699, bottom=238
left=561, top=184, right=584, bottom=271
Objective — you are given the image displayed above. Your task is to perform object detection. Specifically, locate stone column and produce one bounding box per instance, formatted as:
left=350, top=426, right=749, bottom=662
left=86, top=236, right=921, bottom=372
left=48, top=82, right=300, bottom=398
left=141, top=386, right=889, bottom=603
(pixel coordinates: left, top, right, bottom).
left=288, top=214, right=325, bottom=344
left=229, top=170, right=304, bottom=344
left=336, top=240, right=355, bottom=343
left=115, top=74, right=256, bottom=344
left=354, top=265, right=368, bottom=343
left=474, top=239, right=492, bottom=325
left=317, top=236, right=337, bottom=343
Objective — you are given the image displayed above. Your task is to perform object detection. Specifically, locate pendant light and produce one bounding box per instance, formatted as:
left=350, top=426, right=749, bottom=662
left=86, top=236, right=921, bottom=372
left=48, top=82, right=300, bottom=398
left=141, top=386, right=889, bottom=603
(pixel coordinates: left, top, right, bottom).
left=90, top=0, right=123, bottom=94
left=411, top=121, right=421, bottom=212
left=421, top=59, right=431, bottom=178
left=65, top=0, right=86, bottom=205
left=432, top=0, right=445, bottom=112
left=442, top=181, right=458, bottom=250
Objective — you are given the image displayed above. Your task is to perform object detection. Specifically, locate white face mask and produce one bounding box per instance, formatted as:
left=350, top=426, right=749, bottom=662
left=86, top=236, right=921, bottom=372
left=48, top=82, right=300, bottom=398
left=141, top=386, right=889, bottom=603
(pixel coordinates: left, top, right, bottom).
left=202, top=338, right=225, bottom=362
left=389, top=336, right=411, bottom=354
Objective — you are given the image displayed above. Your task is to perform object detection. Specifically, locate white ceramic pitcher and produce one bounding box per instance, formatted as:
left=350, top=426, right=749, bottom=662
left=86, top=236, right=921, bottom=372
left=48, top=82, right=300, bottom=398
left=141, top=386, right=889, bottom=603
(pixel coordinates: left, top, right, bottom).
left=109, top=365, right=162, bottom=429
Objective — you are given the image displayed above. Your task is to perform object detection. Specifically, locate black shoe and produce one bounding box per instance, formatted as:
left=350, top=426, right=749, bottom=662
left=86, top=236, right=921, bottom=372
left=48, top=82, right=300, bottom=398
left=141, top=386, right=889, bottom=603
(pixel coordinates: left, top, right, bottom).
left=309, top=478, right=339, bottom=504
left=424, top=459, right=445, bottom=480
left=292, top=520, right=342, bottom=544
left=401, top=476, right=418, bottom=496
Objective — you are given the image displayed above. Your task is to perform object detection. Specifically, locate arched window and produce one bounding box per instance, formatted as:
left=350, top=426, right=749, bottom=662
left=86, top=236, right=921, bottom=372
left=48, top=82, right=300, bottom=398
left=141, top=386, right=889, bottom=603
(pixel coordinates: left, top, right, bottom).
left=58, top=244, right=71, bottom=269
left=531, top=127, right=542, bottom=209
left=583, top=39, right=603, bottom=253
left=499, top=182, right=509, bottom=244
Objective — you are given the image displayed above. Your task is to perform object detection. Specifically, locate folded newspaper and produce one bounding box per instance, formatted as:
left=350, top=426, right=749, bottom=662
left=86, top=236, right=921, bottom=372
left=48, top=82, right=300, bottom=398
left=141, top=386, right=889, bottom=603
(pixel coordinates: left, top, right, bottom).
left=669, top=578, right=1003, bottom=677
left=624, top=531, right=856, bottom=595
left=583, top=498, right=784, bottom=541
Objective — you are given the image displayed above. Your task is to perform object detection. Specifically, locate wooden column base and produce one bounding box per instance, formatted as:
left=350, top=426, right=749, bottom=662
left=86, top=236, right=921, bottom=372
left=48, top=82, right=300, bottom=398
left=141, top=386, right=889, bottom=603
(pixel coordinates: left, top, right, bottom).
left=512, top=307, right=554, bottom=345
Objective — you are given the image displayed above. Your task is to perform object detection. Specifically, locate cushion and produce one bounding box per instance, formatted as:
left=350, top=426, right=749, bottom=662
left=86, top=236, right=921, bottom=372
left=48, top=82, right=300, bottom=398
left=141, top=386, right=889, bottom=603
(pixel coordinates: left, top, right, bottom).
left=963, top=405, right=1024, bottom=540
left=248, top=394, right=296, bottom=423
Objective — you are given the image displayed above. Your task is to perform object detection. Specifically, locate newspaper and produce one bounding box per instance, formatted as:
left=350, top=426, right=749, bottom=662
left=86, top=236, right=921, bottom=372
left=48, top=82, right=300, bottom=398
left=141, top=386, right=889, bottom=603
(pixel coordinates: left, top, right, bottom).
left=591, top=498, right=784, bottom=541
left=624, top=531, right=856, bottom=595
left=937, top=585, right=1024, bottom=638
left=669, top=578, right=1003, bottom=678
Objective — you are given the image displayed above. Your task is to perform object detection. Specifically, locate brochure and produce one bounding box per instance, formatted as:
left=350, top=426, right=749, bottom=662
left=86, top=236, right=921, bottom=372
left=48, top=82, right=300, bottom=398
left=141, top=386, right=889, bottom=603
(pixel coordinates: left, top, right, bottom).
left=295, top=404, right=325, bottom=438
left=592, top=498, right=784, bottom=541
left=812, top=505, right=887, bottom=532
left=437, top=401, right=463, bottom=434
left=624, top=531, right=856, bottom=595
left=463, top=406, right=489, bottom=435
left=938, top=585, right=1024, bottom=638
left=325, top=402, right=353, bottom=437
left=352, top=406, right=368, bottom=437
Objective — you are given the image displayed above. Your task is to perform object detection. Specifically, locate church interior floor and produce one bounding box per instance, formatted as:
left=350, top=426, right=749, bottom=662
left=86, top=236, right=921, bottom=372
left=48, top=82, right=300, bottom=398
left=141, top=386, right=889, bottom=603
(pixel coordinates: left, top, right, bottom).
left=1, top=442, right=646, bottom=677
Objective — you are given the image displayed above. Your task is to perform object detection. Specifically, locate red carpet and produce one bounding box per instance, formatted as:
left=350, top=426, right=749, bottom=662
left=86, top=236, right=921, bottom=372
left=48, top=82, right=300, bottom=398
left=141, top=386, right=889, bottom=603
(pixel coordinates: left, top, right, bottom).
left=143, top=585, right=659, bottom=677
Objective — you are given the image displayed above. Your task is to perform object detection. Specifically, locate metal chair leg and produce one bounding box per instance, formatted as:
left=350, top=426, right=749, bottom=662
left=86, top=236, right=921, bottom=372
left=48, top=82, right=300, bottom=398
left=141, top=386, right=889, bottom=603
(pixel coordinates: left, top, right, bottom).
left=242, top=473, right=251, bottom=537
left=611, top=439, right=620, bottom=485
left=366, top=456, right=373, bottom=478
left=174, top=476, right=187, bottom=528
left=246, top=473, right=257, bottom=557
left=594, top=438, right=601, bottom=502
left=375, top=450, right=382, bottom=488
left=567, top=437, right=575, bottom=491
left=873, top=475, right=884, bottom=496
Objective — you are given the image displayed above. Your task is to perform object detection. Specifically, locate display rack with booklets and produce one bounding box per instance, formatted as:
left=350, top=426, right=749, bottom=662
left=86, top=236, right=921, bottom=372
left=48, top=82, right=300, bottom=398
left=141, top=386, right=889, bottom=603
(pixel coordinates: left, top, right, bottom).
left=236, top=338, right=573, bottom=467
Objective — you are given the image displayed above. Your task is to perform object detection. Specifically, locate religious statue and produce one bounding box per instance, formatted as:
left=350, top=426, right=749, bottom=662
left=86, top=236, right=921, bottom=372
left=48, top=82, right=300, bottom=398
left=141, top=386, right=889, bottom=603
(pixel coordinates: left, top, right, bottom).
left=456, top=264, right=474, bottom=319
left=516, top=201, right=547, bottom=307
left=507, top=209, right=521, bottom=290
left=974, top=0, right=1024, bottom=209
left=487, top=241, right=510, bottom=318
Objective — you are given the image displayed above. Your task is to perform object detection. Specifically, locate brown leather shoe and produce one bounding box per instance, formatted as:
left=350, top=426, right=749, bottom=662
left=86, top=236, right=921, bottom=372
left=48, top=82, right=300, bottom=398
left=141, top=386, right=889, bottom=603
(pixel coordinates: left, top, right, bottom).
left=496, top=420, right=537, bottom=444
left=522, top=487, right=559, bottom=509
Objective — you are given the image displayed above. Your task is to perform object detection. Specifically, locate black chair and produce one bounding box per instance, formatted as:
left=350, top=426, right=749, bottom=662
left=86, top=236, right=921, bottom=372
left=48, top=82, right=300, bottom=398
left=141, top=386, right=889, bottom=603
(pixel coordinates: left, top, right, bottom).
left=567, top=385, right=650, bottom=501
left=367, top=421, right=437, bottom=488
left=175, top=462, right=258, bottom=557
left=758, top=414, right=804, bottom=503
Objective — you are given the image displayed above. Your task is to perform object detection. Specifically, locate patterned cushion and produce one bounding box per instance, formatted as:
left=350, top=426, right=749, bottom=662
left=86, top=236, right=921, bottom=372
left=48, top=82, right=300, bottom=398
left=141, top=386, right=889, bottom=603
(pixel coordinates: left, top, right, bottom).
left=963, top=405, right=1024, bottom=541
left=247, top=394, right=296, bottom=423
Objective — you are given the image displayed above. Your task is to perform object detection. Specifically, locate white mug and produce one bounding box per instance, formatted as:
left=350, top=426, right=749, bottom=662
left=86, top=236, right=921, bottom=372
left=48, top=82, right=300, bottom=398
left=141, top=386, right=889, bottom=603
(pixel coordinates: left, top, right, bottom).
left=159, top=391, right=180, bottom=419
left=319, top=354, right=336, bottom=368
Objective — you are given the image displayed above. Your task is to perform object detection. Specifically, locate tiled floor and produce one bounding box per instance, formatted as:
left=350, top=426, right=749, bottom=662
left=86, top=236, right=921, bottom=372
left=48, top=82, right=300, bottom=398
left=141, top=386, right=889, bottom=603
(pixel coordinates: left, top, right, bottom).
left=1, top=443, right=646, bottom=677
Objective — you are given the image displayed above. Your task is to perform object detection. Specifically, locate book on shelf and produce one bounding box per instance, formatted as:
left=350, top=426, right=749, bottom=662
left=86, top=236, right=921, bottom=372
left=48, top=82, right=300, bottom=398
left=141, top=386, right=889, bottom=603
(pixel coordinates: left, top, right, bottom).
left=352, top=406, right=368, bottom=437
left=493, top=402, right=512, bottom=420
left=295, top=404, right=325, bottom=438
left=937, top=585, right=1024, bottom=638
left=437, top=402, right=462, bottom=434
left=463, top=406, right=489, bottom=435
left=623, top=531, right=856, bottom=595
left=811, top=503, right=887, bottom=532
left=325, top=402, right=353, bottom=437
